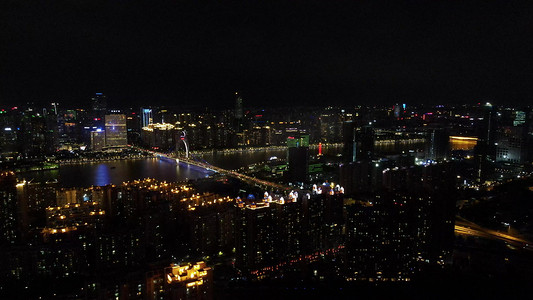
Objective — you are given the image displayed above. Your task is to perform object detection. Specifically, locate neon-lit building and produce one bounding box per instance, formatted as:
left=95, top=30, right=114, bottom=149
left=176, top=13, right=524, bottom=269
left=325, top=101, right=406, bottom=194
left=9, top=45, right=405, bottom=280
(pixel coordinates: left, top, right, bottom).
left=141, top=108, right=153, bottom=128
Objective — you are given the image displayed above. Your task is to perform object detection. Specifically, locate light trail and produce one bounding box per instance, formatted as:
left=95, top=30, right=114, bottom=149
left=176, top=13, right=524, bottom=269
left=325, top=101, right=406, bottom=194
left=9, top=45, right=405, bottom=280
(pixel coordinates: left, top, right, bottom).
left=455, top=217, right=533, bottom=251
left=249, top=245, right=345, bottom=277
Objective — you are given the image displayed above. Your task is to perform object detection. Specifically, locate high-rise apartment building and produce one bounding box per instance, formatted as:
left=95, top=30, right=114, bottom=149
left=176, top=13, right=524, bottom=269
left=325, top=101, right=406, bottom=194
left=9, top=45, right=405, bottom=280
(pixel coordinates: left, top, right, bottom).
left=474, top=102, right=497, bottom=182
left=426, top=128, right=449, bottom=161
left=342, top=121, right=356, bottom=163
left=0, top=172, right=18, bottom=245
left=287, top=135, right=310, bottom=183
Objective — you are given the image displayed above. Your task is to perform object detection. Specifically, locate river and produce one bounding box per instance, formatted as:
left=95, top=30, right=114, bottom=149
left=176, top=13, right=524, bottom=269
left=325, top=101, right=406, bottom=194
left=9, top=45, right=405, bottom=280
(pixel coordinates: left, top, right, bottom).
left=18, top=142, right=428, bottom=187
left=18, top=158, right=213, bottom=187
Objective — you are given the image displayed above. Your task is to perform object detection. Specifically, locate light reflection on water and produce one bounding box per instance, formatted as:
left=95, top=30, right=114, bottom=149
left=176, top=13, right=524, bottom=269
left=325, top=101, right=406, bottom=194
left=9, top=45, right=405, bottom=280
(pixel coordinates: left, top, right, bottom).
left=19, top=158, right=212, bottom=187
left=449, top=140, right=477, bottom=151
left=95, top=164, right=111, bottom=186
left=19, top=141, right=437, bottom=187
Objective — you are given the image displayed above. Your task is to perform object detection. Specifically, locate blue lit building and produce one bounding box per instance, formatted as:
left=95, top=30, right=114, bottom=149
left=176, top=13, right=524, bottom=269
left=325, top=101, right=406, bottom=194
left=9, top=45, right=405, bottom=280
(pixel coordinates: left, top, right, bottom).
left=141, top=108, right=153, bottom=128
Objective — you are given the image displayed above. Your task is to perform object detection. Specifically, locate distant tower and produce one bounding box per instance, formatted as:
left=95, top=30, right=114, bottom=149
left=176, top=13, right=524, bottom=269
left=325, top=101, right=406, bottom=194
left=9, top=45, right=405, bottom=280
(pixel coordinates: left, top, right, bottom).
left=474, top=102, right=497, bottom=182
left=91, top=93, right=107, bottom=115
left=356, top=125, right=375, bottom=161
left=342, top=121, right=374, bottom=164
left=234, top=92, right=244, bottom=133
left=235, top=92, right=243, bottom=120
left=91, top=93, right=107, bottom=130
left=426, top=128, right=449, bottom=161
left=141, top=108, right=153, bottom=128
left=342, top=121, right=356, bottom=163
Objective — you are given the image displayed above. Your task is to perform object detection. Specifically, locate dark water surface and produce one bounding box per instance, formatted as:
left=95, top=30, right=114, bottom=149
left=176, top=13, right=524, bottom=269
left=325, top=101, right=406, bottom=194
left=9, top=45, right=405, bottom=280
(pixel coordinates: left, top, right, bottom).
left=18, top=142, right=427, bottom=187
left=19, top=158, right=212, bottom=187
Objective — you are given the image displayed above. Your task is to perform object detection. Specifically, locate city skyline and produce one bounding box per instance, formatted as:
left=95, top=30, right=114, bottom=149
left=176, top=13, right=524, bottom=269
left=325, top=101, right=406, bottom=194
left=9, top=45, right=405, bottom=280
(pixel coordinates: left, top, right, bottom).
left=3, top=2, right=533, bottom=299
left=2, top=94, right=533, bottom=298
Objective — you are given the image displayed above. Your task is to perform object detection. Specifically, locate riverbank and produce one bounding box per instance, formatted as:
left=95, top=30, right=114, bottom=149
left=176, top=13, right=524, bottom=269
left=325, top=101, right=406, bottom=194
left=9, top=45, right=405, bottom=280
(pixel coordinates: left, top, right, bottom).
left=58, top=154, right=152, bottom=165
left=190, top=143, right=343, bottom=155
left=14, top=162, right=59, bottom=173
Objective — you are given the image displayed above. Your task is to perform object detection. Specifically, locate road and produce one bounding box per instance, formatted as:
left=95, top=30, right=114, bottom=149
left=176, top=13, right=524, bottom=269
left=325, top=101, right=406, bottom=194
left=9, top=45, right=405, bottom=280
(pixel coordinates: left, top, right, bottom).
left=455, top=216, right=533, bottom=251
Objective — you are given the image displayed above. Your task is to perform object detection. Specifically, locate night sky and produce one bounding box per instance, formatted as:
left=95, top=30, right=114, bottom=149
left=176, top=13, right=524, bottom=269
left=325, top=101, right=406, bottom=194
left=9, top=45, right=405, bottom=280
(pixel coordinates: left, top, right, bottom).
left=2, top=1, right=533, bottom=108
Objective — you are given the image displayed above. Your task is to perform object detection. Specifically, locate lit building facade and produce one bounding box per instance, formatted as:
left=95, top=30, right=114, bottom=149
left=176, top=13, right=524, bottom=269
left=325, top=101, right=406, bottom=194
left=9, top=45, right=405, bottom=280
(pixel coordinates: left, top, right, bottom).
left=141, top=108, right=153, bottom=128
left=90, top=129, right=105, bottom=151
left=146, top=262, right=213, bottom=300
left=104, top=114, right=128, bottom=148
left=141, top=123, right=176, bottom=150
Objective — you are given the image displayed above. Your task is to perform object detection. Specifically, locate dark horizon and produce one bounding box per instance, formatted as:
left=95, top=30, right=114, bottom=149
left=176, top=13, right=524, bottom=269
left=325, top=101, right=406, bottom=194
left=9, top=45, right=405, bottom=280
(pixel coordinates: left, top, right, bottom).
left=2, top=1, right=533, bottom=107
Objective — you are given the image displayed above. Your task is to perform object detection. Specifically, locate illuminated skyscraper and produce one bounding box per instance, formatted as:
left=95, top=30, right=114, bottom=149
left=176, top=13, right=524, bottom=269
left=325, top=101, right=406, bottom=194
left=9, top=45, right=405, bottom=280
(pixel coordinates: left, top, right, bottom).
left=104, top=114, right=127, bottom=148
left=141, top=108, right=153, bottom=128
